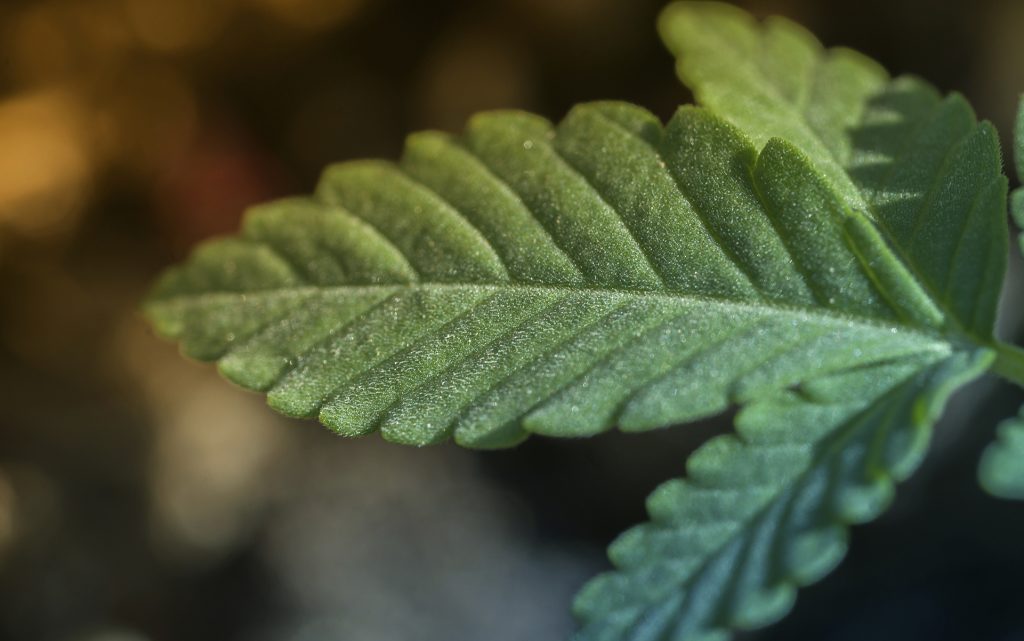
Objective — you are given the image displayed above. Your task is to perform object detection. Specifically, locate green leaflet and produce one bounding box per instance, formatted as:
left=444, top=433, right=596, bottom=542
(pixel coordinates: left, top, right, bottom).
left=659, top=1, right=887, bottom=207
left=574, top=350, right=991, bottom=640
left=146, top=103, right=963, bottom=449
left=979, top=406, right=1024, bottom=500
left=659, top=1, right=1008, bottom=338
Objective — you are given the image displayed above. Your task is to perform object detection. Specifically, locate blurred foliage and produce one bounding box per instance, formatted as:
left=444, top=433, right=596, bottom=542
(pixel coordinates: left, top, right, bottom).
left=0, top=1, right=1022, bottom=640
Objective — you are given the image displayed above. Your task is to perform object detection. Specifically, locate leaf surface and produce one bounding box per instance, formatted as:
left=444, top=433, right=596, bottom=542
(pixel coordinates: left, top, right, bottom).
left=575, top=350, right=991, bottom=640
left=146, top=103, right=969, bottom=449
left=145, top=10, right=1013, bottom=638
left=659, top=1, right=1008, bottom=338
left=562, top=4, right=1014, bottom=638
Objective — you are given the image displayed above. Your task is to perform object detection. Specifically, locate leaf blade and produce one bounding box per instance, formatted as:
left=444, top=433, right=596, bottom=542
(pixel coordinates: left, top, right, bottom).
left=572, top=349, right=993, bottom=641
left=145, top=103, right=957, bottom=450
left=658, top=2, right=887, bottom=209
left=659, top=1, right=1008, bottom=338
left=144, top=89, right=1004, bottom=641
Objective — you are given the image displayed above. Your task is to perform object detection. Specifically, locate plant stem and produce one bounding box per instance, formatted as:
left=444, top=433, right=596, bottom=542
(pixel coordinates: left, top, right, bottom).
left=993, top=342, right=1024, bottom=388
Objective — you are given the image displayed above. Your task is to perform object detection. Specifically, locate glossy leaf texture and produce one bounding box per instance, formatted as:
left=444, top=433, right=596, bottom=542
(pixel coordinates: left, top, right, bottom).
left=979, top=405, right=1024, bottom=499
left=146, top=101, right=975, bottom=450
left=659, top=1, right=1008, bottom=339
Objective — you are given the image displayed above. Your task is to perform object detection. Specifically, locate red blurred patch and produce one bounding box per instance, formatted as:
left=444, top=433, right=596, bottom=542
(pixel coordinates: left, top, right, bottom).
left=156, top=122, right=290, bottom=251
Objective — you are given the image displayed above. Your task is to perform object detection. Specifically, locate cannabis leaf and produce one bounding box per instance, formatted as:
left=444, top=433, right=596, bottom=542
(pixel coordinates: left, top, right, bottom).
left=143, top=3, right=1023, bottom=641
left=147, top=103, right=967, bottom=449
left=568, top=3, right=1018, bottom=639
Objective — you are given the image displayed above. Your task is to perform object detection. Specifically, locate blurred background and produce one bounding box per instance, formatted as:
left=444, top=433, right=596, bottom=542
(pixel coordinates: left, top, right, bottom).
left=1, top=0, right=1024, bottom=639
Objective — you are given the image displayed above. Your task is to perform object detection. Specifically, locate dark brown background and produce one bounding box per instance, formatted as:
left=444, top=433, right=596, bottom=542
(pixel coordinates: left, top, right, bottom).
left=1, top=1, right=1023, bottom=640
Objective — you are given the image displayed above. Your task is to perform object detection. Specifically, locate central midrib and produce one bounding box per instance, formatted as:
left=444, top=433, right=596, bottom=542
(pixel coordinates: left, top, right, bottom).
left=150, top=281, right=967, bottom=353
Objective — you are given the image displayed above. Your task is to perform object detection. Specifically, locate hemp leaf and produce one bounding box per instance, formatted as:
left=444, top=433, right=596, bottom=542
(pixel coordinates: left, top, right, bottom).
left=145, top=101, right=983, bottom=449
left=144, top=3, right=1024, bottom=640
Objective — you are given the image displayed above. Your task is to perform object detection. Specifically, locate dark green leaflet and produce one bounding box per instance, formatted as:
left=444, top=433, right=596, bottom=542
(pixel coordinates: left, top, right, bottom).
left=565, top=3, right=1017, bottom=639
left=574, top=351, right=990, bottom=640
left=147, top=103, right=958, bottom=449
left=659, top=1, right=1008, bottom=339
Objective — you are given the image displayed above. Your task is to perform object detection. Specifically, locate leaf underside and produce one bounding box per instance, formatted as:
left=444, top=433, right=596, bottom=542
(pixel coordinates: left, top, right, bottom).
left=144, top=3, right=1012, bottom=641
left=574, top=350, right=990, bottom=640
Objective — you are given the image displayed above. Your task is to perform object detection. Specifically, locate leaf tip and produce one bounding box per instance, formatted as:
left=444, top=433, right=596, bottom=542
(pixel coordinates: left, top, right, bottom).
left=657, top=0, right=753, bottom=47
